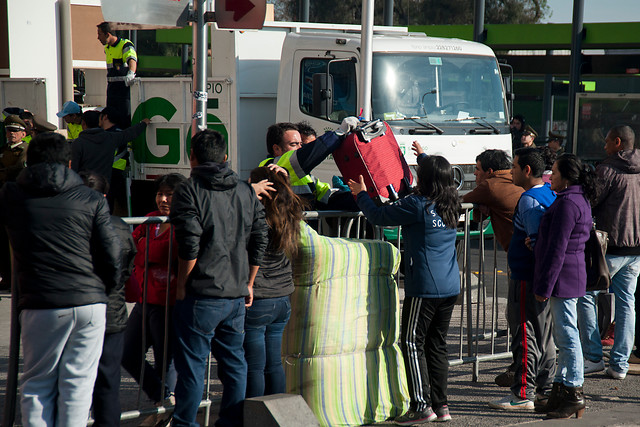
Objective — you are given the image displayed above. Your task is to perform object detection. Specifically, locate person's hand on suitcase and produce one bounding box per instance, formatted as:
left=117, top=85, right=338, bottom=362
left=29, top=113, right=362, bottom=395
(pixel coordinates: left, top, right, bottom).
left=347, top=175, right=367, bottom=196
left=411, top=140, right=425, bottom=157
left=336, top=116, right=360, bottom=135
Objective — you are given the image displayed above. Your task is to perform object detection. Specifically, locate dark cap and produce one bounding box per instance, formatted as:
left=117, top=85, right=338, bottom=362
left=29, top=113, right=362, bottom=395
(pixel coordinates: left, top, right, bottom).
left=548, top=131, right=565, bottom=142
left=32, top=115, right=58, bottom=133
left=522, top=125, right=538, bottom=138
left=4, top=115, right=27, bottom=132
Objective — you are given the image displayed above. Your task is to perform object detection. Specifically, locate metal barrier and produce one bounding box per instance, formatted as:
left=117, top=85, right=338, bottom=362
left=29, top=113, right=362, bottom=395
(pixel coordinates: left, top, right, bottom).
left=376, top=204, right=511, bottom=380
left=453, top=203, right=511, bottom=381
left=3, top=206, right=510, bottom=426
left=302, top=206, right=512, bottom=381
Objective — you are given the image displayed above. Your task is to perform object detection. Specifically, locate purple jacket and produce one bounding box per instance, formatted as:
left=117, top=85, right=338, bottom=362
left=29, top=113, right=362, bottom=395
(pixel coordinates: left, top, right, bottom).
left=533, top=185, right=592, bottom=299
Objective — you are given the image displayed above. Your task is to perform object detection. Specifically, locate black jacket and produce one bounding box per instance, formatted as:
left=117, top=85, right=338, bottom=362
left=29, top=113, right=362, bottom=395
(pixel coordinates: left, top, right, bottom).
left=107, top=216, right=136, bottom=334
left=71, top=122, right=146, bottom=182
left=170, top=162, right=268, bottom=298
left=0, top=163, right=121, bottom=310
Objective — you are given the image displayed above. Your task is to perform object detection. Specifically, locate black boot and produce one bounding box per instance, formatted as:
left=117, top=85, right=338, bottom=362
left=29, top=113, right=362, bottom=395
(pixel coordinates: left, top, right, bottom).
left=534, top=382, right=563, bottom=413
left=546, top=386, right=586, bottom=419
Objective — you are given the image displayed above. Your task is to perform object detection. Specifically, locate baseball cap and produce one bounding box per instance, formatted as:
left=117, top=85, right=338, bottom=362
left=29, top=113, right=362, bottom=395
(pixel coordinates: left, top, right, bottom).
left=56, top=101, right=82, bottom=118
left=4, top=115, right=27, bottom=131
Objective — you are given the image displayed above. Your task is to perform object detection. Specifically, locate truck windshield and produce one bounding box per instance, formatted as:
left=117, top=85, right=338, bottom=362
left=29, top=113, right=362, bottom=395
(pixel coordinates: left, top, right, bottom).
left=371, top=53, right=508, bottom=125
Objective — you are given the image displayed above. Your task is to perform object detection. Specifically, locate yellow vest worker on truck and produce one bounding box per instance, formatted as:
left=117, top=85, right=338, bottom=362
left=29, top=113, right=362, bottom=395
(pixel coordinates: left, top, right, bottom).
left=97, top=22, right=137, bottom=126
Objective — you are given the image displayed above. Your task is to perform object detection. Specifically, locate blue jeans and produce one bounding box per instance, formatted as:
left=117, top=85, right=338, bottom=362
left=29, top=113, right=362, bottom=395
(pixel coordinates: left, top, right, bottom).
left=20, top=304, right=106, bottom=427
left=577, top=290, right=603, bottom=362
left=173, top=296, right=247, bottom=427
left=243, top=296, right=291, bottom=398
left=549, top=297, right=583, bottom=387
left=577, top=254, right=640, bottom=373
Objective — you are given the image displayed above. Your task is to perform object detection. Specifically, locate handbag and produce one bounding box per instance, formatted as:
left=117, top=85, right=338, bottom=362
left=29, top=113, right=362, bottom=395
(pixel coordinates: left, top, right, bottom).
left=585, top=225, right=611, bottom=291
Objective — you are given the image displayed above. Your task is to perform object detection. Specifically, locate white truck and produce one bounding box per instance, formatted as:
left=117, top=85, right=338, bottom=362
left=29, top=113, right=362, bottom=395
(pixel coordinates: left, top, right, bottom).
left=128, top=22, right=512, bottom=205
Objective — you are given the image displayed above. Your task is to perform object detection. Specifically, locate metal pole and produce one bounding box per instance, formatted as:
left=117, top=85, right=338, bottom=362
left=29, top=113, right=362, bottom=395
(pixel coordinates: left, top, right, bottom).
left=359, top=0, right=374, bottom=121
left=192, top=0, right=208, bottom=135
left=59, top=0, right=74, bottom=111
left=384, top=0, right=394, bottom=26
left=542, top=51, right=554, bottom=141
left=131, top=30, right=138, bottom=50
left=473, top=0, right=485, bottom=43
left=567, top=0, right=584, bottom=150
left=299, top=0, right=310, bottom=22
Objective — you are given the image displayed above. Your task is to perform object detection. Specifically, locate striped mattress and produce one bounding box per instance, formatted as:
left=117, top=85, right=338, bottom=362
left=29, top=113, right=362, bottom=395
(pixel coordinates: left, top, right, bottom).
left=282, top=223, right=409, bottom=426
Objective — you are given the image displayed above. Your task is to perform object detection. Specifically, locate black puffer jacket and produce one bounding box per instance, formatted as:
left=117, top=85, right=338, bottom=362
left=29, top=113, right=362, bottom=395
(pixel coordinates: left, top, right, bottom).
left=0, top=163, right=121, bottom=310
left=170, top=162, right=268, bottom=298
left=107, top=216, right=136, bottom=334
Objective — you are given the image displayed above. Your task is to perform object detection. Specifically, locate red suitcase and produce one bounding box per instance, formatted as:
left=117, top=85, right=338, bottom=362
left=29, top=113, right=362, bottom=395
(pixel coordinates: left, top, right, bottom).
left=333, top=120, right=413, bottom=203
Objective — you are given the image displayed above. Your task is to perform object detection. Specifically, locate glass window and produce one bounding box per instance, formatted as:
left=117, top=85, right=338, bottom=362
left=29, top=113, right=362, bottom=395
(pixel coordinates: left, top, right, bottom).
left=371, top=53, right=508, bottom=125
left=299, top=57, right=357, bottom=122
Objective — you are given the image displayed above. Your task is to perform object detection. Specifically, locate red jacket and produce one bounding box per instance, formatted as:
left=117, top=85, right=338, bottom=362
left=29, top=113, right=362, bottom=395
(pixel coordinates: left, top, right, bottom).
left=131, top=211, right=178, bottom=305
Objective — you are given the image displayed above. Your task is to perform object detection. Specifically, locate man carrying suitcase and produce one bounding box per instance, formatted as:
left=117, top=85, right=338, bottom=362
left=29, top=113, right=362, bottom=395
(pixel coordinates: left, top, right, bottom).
left=259, top=117, right=359, bottom=210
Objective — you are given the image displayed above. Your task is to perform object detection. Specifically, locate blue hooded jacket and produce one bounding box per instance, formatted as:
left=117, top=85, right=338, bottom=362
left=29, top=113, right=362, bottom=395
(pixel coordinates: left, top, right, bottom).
left=508, top=183, right=556, bottom=280
left=356, top=192, right=460, bottom=298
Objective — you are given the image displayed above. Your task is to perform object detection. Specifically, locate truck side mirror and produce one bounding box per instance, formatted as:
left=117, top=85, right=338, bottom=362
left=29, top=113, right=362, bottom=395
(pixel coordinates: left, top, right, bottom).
left=312, top=73, right=334, bottom=119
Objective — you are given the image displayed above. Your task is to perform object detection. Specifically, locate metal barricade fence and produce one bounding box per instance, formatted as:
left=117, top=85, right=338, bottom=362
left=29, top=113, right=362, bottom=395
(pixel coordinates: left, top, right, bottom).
left=3, top=206, right=510, bottom=426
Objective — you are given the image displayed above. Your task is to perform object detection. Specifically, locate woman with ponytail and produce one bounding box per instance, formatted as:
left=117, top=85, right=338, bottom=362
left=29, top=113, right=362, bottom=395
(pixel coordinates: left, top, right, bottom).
left=532, top=153, right=599, bottom=419
left=348, top=142, right=461, bottom=424
left=244, top=166, right=305, bottom=398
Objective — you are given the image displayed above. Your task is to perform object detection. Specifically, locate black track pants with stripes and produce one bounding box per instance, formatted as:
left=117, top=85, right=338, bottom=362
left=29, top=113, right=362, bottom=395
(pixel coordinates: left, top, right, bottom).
left=400, top=295, right=457, bottom=412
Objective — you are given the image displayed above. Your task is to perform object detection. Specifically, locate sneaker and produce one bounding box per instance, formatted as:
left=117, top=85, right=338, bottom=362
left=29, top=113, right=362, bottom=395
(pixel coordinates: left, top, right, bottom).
left=488, top=395, right=534, bottom=411
left=628, top=353, right=640, bottom=365
left=494, top=369, right=515, bottom=387
left=395, top=408, right=437, bottom=425
left=584, top=358, right=605, bottom=374
left=434, top=405, right=451, bottom=422
left=606, top=366, right=627, bottom=380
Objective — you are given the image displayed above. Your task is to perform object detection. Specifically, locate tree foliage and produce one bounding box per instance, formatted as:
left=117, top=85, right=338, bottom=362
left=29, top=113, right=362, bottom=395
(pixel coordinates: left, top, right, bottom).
left=270, top=0, right=550, bottom=26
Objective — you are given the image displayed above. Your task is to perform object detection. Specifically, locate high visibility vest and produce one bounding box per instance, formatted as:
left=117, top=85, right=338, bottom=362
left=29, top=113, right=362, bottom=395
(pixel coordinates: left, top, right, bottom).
left=105, top=38, right=137, bottom=83
left=113, top=147, right=128, bottom=171
left=259, top=152, right=331, bottom=204
left=67, top=123, right=82, bottom=140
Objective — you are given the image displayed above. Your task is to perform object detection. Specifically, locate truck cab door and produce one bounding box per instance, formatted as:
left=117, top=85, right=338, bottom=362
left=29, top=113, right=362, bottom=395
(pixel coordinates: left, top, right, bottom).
left=284, top=49, right=359, bottom=130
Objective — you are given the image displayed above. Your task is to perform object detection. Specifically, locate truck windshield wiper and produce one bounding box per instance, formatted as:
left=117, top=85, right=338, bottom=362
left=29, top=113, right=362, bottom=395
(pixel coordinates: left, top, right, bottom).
left=409, top=117, right=444, bottom=135
left=444, top=116, right=499, bottom=134
left=383, top=114, right=444, bottom=135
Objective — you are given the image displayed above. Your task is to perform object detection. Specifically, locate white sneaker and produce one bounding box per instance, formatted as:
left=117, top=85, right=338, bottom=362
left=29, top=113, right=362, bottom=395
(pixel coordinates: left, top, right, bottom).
left=607, top=366, right=627, bottom=380
left=488, top=395, right=534, bottom=410
left=584, top=358, right=605, bottom=374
